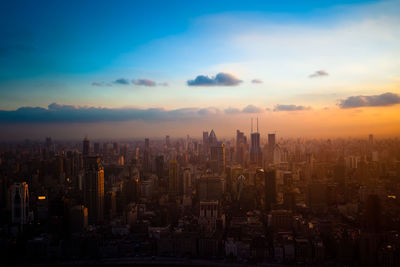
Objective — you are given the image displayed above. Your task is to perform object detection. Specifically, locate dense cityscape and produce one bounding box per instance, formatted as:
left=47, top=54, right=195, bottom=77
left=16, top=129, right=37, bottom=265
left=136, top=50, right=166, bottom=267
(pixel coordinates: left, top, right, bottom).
left=1, top=126, right=400, bottom=266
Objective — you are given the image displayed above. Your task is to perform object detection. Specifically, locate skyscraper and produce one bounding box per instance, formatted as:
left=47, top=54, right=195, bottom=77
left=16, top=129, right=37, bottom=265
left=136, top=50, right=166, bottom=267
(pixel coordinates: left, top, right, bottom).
left=250, top=119, right=262, bottom=166
left=265, top=170, right=276, bottom=212
left=267, top=133, right=276, bottom=163
left=11, top=182, right=29, bottom=227
left=83, top=157, right=104, bottom=224
left=83, top=137, right=90, bottom=156
left=236, top=130, right=247, bottom=167
left=210, top=143, right=226, bottom=175
left=202, top=131, right=209, bottom=155
left=209, top=129, right=217, bottom=147
left=268, top=133, right=276, bottom=148
left=155, top=155, right=164, bottom=180
left=236, top=130, right=245, bottom=149
left=93, top=142, right=100, bottom=154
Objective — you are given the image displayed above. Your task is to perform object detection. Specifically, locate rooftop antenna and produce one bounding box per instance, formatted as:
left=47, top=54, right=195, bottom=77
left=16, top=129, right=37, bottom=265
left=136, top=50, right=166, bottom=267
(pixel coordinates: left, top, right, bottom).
left=257, top=117, right=259, bottom=133
left=251, top=118, right=253, bottom=133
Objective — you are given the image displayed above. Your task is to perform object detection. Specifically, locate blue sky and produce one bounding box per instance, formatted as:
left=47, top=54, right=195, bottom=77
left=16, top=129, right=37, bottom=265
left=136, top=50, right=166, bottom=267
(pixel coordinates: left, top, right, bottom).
left=0, top=0, right=399, bottom=139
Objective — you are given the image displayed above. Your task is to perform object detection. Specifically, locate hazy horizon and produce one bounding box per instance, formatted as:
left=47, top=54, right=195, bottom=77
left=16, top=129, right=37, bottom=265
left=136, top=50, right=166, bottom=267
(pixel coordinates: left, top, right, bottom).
left=1, top=0, right=400, bottom=139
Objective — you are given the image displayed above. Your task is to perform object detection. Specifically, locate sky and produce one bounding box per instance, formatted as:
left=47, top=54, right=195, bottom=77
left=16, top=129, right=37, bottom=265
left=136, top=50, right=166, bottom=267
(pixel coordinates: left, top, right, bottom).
left=0, top=0, right=400, bottom=140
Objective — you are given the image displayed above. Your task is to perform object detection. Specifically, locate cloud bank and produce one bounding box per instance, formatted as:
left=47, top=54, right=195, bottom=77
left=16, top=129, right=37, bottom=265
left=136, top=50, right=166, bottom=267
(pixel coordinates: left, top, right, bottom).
left=0, top=103, right=227, bottom=123
left=309, top=70, right=329, bottom=78
left=0, top=103, right=280, bottom=123
left=251, top=79, right=263, bottom=84
left=93, top=78, right=165, bottom=87
left=338, top=92, right=400, bottom=108
left=274, top=104, right=311, bottom=111
left=113, top=78, right=131, bottom=85
left=132, top=79, right=156, bottom=87
left=242, top=105, right=264, bottom=113
left=187, top=72, right=242, bottom=86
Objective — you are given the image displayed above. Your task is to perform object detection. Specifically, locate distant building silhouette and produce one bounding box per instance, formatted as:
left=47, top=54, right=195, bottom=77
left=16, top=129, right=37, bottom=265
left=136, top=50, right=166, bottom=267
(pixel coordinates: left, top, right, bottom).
left=83, top=156, right=104, bottom=224
left=11, top=182, right=29, bottom=227
left=83, top=137, right=90, bottom=156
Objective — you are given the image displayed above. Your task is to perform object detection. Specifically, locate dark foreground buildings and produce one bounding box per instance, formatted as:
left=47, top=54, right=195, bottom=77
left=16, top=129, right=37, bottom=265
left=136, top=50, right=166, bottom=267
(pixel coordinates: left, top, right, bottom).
left=1, top=133, right=400, bottom=266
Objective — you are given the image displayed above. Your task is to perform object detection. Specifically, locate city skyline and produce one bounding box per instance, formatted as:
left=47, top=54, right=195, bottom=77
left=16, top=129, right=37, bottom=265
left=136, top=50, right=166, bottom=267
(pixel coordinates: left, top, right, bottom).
left=1, top=0, right=400, bottom=139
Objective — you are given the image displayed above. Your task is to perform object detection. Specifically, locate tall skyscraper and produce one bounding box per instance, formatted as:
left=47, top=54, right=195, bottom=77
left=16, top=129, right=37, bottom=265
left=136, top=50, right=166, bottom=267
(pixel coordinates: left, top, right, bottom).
left=209, top=129, right=217, bottom=147
left=250, top=119, right=262, bottom=166
left=166, top=135, right=171, bottom=148
left=268, top=133, right=276, bottom=148
left=83, top=137, right=90, bottom=156
left=236, top=130, right=245, bottom=149
left=83, top=157, right=104, bottom=224
left=11, top=182, right=29, bottom=226
left=203, top=131, right=209, bottom=149
left=267, top=133, right=276, bottom=163
left=210, top=143, right=226, bottom=175
left=368, top=134, right=374, bottom=146
left=265, top=170, right=276, bottom=212
left=93, top=142, right=100, bottom=154
left=155, top=155, right=164, bottom=180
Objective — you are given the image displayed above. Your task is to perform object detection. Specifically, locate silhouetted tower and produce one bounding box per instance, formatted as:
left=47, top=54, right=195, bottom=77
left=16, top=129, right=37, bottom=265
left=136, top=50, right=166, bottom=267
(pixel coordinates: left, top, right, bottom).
left=250, top=118, right=262, bottom=166
left=11, top=182, right=29, bottom=227
left=83, top=157, right=104, bottom=224
left=267, top=133, right=276, bottom=163
left=210, top=144, right=226, bottom=175
left=265, top=170, right=276, bottom=212
left=363, top=194, right=381, bottom=233
left=202, top=131, right=209, bottom=156
left=83, top=137, right=90, bottom=156
left=209, top=130, right=217, bottom=147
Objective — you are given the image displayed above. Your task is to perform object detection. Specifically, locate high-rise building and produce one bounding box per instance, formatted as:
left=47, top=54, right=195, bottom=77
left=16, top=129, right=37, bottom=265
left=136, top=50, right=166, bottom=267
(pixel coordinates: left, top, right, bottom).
left=166, top=135, right=171, bottom=148
left=83, top=156, right=104, bottom=224
left=202, top=131, right=209, bottom=155
left=169, top=160, right=179, bottom=199
left=236, top=130, right=245, bottom=149
left=155, top=155, right=164, bottom=180
left=11, top=182, right=29, bottom=226
left=93, top=142, right=100, bottom=154
left=210, top=143, right=226, bottom=174
left=250, top=118, right=262, bottom=166
left=235, top=130, right=247, bottom=167
left=250, top=132, right=262, bottom=166
left=368, top=134, right=374, bottom=146
left=268, top=133, right=276, bottom=148
left=267, top=133, right=276, bottom=163
left=363, top=194, right=381, bottom=233
left=83, top=137, right=90, bottom=156
left=209, top=130, right=217, bottom=147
